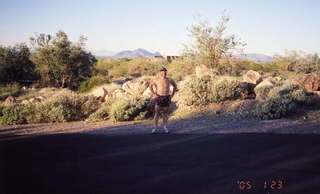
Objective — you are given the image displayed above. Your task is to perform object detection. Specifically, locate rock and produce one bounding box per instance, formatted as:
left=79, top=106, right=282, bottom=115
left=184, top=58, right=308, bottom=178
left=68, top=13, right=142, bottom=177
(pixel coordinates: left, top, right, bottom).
left=254, top=78, right=275, bottom=100
left=37, top=96, right=46, bottom=101
left=255, top=78, right=274, bottom=89
left=29, top=98, right=42, bottom=103
left=122, top=79, right=149, bottom=95
left=272, top=76, right=282, bottom=82
left=294, top=74, right=320, bottom=92
left=2, top=96, right=17, bottom=105
left=111, top=88, right=128, bottom=98
left=112, top=77, right=133, bottom=85
left=21, top=100, right=30, bottom=104
left=195, top=64, right=215, bottom=79
left=142, top=87, right=153, bottom=97
left=243, top=70, right=262, bottom=85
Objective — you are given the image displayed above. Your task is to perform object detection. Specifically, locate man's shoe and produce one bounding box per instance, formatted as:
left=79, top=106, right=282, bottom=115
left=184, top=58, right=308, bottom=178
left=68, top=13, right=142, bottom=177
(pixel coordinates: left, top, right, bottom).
left=163, top=126, right=170, bottom=134
left=152, top=128, right=157, bottom=134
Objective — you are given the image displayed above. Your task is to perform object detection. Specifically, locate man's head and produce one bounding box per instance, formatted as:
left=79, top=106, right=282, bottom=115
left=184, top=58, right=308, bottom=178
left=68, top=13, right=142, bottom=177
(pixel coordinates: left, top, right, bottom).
left=159, top=67, right=167, bottom=78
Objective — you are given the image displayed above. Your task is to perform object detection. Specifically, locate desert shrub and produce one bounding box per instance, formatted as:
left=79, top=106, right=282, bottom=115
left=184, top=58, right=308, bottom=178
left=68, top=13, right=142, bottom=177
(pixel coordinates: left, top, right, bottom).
left=253, top=81, right=312, bottom=119
left=268, top=81, right=311, bottom=104
left=110, top=96, right=154, bottom=122
left=37, top=92, right=100, bottom=123
left=0, top=92, right=101, bottom=125
left=0, top=106, right=3, bottom=117
left=253, top=97, right=297, bottom=119
left=0, top=83, right=21, bottom=101
left=0, top=104, right=36, bottom=125
left=254, top=85, right=273, bottom=100
left=87, top=97, right=117, bottom=122
left=108, top=64, right=129, bottom=78
left=126, top=57, right=165, bottom=77
left=87, top=105, right=110, bottom=122
left=178, top=76, right=248, bottom=106
left=167, top=58, right=197, bottom=81
left=178, top=76, right=214, bottom=106
left=212, top=78, right=243, bottom=102
left=79, top=75, right=111, bottom=93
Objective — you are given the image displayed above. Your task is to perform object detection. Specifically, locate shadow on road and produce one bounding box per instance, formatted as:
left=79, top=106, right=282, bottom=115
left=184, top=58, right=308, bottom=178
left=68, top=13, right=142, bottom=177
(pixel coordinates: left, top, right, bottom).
left=1, top=131, right=320, bottom=194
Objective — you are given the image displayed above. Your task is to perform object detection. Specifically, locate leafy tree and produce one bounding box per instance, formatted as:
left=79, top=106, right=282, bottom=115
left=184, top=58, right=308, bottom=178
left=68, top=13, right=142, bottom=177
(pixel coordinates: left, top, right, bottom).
left=30, top=31, right=97, bottom=89
left=184, top=14, right=246, bottom=71
left=0, top=44, right=37, bottom=84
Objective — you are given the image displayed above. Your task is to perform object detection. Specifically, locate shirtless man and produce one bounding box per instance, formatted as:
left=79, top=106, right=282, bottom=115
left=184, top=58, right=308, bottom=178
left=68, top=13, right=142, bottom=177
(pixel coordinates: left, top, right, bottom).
left=149, top=67, right=177, bottom=134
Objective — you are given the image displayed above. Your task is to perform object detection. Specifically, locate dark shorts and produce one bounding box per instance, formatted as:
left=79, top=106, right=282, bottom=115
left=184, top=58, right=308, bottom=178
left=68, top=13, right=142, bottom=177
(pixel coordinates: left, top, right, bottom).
left=155, top=95, right=171, bottom=107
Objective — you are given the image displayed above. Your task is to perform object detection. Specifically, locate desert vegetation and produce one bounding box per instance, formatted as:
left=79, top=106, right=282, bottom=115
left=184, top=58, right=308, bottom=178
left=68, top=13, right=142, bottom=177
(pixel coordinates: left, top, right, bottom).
left=1, top=15, right=320, bottom=126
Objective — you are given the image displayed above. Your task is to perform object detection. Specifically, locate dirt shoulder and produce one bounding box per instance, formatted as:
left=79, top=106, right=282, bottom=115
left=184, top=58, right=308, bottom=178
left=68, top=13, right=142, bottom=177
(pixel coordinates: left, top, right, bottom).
left=1, top=114, right=320, bottom=141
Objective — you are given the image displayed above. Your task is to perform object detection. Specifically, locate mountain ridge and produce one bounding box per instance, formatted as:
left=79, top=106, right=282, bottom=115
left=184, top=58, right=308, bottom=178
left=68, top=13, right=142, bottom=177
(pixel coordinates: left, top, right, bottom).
left=91, top=48, right=273, bottom=62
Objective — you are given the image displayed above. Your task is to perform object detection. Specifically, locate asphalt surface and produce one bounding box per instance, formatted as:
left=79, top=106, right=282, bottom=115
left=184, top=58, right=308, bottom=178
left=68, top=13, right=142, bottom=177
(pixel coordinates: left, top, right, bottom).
left=1, top=131, right=320, bottom=194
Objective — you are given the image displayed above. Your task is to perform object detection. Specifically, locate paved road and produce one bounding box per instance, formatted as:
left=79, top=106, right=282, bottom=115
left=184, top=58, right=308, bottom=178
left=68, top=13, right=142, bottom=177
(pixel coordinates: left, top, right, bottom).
left=1, top=131, right=320, bottom=194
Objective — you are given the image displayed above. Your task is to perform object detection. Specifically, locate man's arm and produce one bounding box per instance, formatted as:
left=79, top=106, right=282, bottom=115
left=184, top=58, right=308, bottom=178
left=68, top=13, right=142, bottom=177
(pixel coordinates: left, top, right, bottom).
left=169, top=79, right=178, bottom=98
left=149, top=79, right=158, bottom=97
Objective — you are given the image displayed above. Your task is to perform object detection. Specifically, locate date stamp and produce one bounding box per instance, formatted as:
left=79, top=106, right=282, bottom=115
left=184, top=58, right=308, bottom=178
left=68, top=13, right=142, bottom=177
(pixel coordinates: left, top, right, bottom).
left=236, top=180, right=284, bottom=191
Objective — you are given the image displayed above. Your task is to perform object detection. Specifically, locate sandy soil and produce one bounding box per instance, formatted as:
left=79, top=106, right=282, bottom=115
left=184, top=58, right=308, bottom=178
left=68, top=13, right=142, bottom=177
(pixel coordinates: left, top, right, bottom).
left=1, top=114, right=320, bottom=141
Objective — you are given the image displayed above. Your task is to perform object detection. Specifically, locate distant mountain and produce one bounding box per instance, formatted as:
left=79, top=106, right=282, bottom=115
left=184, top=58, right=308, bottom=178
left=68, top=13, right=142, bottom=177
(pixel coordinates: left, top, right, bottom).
left=236, top=53, right=273, bottom=63
left=91, top=50, right=115, bottom=57
left=112, top=48, right=162, bottom=58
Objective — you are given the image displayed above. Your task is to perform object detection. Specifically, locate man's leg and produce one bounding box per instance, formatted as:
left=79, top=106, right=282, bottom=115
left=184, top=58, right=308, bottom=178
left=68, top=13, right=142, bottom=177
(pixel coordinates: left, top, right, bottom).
left=162, top=106, right=170, bottom=133
left=152, top=105, right=160, bottom=133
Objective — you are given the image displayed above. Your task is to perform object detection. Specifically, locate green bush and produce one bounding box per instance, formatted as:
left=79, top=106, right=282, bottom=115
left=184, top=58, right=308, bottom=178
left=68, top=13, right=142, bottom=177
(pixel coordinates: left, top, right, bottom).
left=268, top=81, right=311, bottom=104
left=0, top=83, right=21, bottom=101
left=87, top=97, right=116, bottom=122
left=110, top=96, right=154, bottom=122
left=96, top=57, right=166, bottom=79
left=127, top=57, right=165, bottom=77
left=178, top=76, right=248, bottom=106
left=0, top=92, right=100, bottom=125
left=79, top=75, right=110, bottom=93
left=37, top=92, right=100, bottom=123
left=253, top=81, right=312, bottom=119
left=212, top=78, right=243, bottom=102
left=253, top=97, right=297, bottom=119
left=178, top=76, right=214, bottom=106
left=0, top=104, right=36, bottom=125
left=167, top=58, right=197, bottom=81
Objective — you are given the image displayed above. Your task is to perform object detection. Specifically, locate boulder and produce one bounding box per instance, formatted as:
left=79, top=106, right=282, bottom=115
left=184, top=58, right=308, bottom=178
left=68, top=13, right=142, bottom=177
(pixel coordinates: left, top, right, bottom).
left=254, top=78, right=275, bottom=100
left=122, top=79, right=149, bottom=95
left=142, top=87, right=153, bottom=97
left=29, top=98, right=42, bottom=103
left=294, top=74, right=320, bottom=92
left=243, top=70, right=262, bottom=85
left=21, top=100, right=30, bottom=104
left=111, top=88, right=128, bottom=98
left=88, top=83, right=122, bottom=102
left=2, top=96, right=17, bottom=105
left=195, top=64, right=215, bottom=79
left=255, top=78, right=274, bottom=89
left=37, top=96, right=46, bottom=101
left=271, top=76, right=282, bottom=83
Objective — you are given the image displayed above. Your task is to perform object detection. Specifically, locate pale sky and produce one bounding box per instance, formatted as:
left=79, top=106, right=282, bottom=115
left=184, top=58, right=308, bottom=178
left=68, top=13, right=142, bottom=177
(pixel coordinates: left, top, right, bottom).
left=1, top=0, right=320, bottom=55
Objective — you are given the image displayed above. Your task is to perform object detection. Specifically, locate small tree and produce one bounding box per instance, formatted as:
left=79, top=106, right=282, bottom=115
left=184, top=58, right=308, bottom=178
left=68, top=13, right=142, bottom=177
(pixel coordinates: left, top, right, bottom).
left=30, top=31, right=97, bottom=89
left=184, top=14, right=245, bottom=71
left=0, top=44, right=37, bottom=84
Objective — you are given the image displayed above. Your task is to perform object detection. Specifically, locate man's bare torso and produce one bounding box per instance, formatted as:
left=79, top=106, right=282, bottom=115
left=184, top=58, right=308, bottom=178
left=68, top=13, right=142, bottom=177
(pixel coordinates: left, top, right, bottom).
left=152, top=77, right=171, bottom=96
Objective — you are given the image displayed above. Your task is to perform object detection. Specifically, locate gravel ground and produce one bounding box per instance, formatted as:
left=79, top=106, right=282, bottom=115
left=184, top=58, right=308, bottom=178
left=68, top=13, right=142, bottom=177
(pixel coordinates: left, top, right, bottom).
left=1, top=115, right=320, bottom=141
